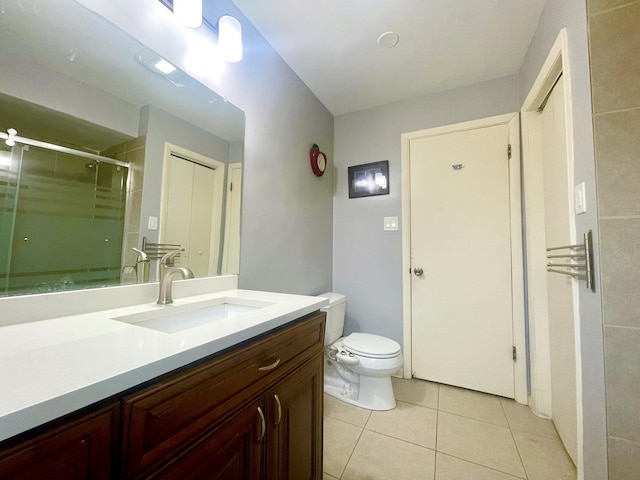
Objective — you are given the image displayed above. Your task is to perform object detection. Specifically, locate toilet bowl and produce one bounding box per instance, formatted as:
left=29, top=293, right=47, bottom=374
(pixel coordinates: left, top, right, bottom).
left=319, top=293, right=403, bottom=411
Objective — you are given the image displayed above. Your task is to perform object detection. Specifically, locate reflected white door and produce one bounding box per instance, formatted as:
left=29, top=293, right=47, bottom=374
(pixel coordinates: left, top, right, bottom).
left=162, top=155, right=217, bottom=277
left=410, top=123, right=515, bottom=398
left=540, top=79, right=578, bottom=464
left=222, top=163, right=242, bottom=275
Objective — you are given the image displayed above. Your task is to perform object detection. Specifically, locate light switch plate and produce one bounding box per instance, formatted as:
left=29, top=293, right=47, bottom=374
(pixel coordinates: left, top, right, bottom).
left=575, top=182, right=586, bottom=214
left=384, top=216, right=399, bottom=231
left=148, top=216, right=159, bottom=230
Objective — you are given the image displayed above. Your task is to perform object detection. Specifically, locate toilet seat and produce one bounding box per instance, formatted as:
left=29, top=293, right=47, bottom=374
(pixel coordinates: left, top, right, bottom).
left=341, top=333, right=401, bottom=359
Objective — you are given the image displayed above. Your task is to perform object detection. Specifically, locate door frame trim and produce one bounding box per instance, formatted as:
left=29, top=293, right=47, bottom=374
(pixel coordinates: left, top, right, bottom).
left=160, top=142, right=225, bottom=276
left=221, top=162, right=242, bottom=275
left=520, top=28, right=584, bottom=472
left=400, top=113, right=527, bottom=404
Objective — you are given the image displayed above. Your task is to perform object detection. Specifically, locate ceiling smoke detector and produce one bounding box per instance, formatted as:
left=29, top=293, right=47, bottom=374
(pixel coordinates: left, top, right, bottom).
left=377, top=31, right=399, bottom=49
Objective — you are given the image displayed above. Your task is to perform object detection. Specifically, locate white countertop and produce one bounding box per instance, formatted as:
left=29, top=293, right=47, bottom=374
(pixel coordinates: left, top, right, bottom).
left=0, top=289, right=328, bottom=442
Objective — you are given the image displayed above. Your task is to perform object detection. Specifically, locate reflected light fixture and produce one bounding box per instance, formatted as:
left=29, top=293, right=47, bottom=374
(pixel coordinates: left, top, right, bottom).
left=5, top=128, right=17, bottom=147
left=173, top=0, right=202, bottom=28
left=218, top=15, right=242, bottom=62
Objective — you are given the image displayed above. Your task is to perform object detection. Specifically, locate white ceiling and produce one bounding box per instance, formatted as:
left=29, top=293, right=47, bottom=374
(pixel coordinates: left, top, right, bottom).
left=232, top=0, right=547, bottom=116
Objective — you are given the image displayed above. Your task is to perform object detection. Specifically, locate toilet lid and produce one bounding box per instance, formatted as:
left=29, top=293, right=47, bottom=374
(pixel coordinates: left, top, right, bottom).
left=342, top=333, right=401, bottom=359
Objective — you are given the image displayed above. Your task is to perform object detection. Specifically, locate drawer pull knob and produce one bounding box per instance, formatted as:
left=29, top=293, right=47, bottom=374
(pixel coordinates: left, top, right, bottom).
left=274, top=394, right=282, bottom=427
left=258, top=358, right=281, bottom=372
left=257, top=406, right=266, bottom=443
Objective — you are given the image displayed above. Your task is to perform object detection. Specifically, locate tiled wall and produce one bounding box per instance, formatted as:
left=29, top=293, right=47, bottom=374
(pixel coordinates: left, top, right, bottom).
left=102, top=136, right=146, bottom=279
left=587, top=1, right=640, bottom=478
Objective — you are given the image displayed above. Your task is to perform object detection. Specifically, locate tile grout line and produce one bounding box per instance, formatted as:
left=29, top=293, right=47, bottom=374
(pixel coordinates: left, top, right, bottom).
left=337, top=412, right=370, bottom=479
left=326, top=412, right=371, bottom=429
left=500, top=399, right=530, bottom=480
left=369, top=429, right=438, bottom=451
left=593, top=105, right=640, bottom=117
left=437, top=451, right=529, bottom=480
left=437, top=408, right=513, bottom=430
left=589, top=0, right=640, bottom=18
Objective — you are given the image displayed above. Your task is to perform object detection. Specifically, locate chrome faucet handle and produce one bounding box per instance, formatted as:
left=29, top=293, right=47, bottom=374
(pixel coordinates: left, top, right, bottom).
left=160, top=250, right=181, bottom=267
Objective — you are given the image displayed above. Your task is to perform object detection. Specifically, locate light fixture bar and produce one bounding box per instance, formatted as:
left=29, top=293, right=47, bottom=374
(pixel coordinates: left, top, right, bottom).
left=172, top=0, right=202, bottom=28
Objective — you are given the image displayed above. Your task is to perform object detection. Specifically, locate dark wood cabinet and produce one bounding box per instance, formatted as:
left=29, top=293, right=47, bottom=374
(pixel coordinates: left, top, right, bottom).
left=0, top=311, right=325, bottom=480
left=0, top=403, right=118, bottom=480
left=120, top=311, right=325, bottom=478
left=268, top=355, right=323, bottom=480
left=149, top=397, right=266, bottom=480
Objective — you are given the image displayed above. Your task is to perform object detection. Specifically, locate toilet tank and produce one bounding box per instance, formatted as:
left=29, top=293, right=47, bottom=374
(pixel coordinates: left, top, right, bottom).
left=318, top=292, right=346, bottom=345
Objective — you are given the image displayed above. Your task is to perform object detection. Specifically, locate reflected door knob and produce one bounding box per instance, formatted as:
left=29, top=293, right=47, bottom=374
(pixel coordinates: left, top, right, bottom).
left=413, top=267, right=424, bottom=276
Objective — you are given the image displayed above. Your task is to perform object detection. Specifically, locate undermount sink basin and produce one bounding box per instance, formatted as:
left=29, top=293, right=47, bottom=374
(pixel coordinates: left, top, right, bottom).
left=112, top=297, right=274, bottom=333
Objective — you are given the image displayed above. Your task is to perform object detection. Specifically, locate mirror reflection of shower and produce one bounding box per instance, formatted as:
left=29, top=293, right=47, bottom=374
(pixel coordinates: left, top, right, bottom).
left=0, top=130, right=129, bottom=296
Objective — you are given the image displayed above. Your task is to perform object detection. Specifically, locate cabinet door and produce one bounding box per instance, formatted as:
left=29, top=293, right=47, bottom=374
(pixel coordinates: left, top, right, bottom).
left=0, top=404, right=117, bottom=480
left=152, top=398, right=266, bottom=480
left=268, top=355, right=323, bottom=480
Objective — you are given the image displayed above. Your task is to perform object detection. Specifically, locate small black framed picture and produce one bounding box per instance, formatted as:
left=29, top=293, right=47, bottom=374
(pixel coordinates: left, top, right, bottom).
left=348, top=160, right=390, bottom=198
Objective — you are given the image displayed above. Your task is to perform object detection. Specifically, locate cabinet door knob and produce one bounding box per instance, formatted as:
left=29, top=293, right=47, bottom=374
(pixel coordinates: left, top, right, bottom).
left=258, top=357, right=281, bottom=372
left=274, top=394, right=282, bottom=427
left=257, top=406, right=266, bottom=443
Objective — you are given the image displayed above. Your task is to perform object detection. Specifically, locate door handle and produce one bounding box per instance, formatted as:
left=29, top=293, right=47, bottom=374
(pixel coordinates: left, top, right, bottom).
left=274, top=394, right=282, bottom=427
left=413, top=267, right=424, bottom=276
left=257, top=406, right=266, bottom=443
left=258, top=357, right=281, bottom=372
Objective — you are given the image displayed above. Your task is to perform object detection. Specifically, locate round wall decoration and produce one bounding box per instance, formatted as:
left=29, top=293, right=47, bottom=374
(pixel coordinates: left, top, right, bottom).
left=309, top=143, right=327, bottom=177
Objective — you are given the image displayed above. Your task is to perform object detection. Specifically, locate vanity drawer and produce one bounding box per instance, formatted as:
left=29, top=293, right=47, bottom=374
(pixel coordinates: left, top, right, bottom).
left=120, top=311, right=325, bottom=478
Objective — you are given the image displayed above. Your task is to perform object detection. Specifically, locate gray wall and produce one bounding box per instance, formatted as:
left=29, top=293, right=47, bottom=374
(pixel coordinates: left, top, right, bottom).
left=333, top=75, right=519, bottom=345
left=0, top=51, right=139, bottom=138
left=201, top=1, right=335, bottom=295
left=518, top=0, right=607, bottom=477
left=137, top=105, right=231, bottom=245
left=587, top=0, right=640, bottom=478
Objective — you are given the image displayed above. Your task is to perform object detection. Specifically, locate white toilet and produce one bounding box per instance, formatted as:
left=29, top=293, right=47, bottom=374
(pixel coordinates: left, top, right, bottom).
left=319, top=292, right=403, bottom=411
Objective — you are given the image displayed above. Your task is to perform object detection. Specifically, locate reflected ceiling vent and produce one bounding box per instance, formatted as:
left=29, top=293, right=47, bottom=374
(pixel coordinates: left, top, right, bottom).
left=135, top=50, right=186, bottom=87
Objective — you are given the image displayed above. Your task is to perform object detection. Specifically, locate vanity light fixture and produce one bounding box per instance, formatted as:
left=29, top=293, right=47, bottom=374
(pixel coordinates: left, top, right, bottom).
left=5, top=128, right=17, bottom=147
left=218, top=15, right=242, bottom=63
left=157, top=1, right=243, bottom=63
left=173, top=0, right=202, bottom=28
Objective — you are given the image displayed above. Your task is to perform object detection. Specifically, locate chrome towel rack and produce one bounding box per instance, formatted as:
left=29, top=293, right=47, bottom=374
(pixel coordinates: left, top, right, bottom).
left=546, top=230, right=596, bottom=292
left=142, top=237, right=183, bottom=262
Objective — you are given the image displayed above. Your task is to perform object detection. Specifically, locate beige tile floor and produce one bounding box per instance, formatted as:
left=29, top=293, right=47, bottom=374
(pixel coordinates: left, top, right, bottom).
left=323, top=377, right=577, bottom=480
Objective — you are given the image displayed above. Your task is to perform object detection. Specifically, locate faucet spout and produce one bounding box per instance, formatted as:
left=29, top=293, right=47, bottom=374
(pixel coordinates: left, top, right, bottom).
left=157, top=251, right=195, bottom=305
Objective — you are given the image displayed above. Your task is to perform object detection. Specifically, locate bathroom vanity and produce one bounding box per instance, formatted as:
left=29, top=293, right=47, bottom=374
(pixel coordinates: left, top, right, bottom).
left=0, top=280, right=327, bottom=479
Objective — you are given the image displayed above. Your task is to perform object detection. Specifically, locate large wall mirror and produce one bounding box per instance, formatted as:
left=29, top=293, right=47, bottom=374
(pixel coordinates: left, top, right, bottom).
left=0, top=0, right=245, bottom=297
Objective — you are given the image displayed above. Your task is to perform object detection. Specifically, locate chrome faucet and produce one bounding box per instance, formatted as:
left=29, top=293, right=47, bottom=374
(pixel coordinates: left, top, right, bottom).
left=157, top=251, right=194, bottom=305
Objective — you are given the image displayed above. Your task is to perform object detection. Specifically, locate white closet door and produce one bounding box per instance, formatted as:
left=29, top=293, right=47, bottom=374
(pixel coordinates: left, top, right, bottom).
left=188, top=163, right=216, bottom=277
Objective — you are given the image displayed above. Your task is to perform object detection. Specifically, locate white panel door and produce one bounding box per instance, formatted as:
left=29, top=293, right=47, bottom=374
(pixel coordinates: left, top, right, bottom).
left=163, top=155, right=193, bottom=266
left=162, top=156, right=217, bottom=277
left=410, top=123, right=515, bottom=398
left=188, top=163, right=216, bottom=278
left=540, top=79, right=578, bottom=464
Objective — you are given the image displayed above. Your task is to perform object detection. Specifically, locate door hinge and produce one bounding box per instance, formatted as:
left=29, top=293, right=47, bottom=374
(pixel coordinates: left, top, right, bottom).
left=512, top=346, right=517, bottom=362
left=230, top=182, right=233, bottom=192
left=508, top=144, right=512, bottom=160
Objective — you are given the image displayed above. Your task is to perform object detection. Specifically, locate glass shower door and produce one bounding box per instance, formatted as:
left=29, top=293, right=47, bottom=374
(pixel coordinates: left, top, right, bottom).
left=5, top=145, right=127, bottom=295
